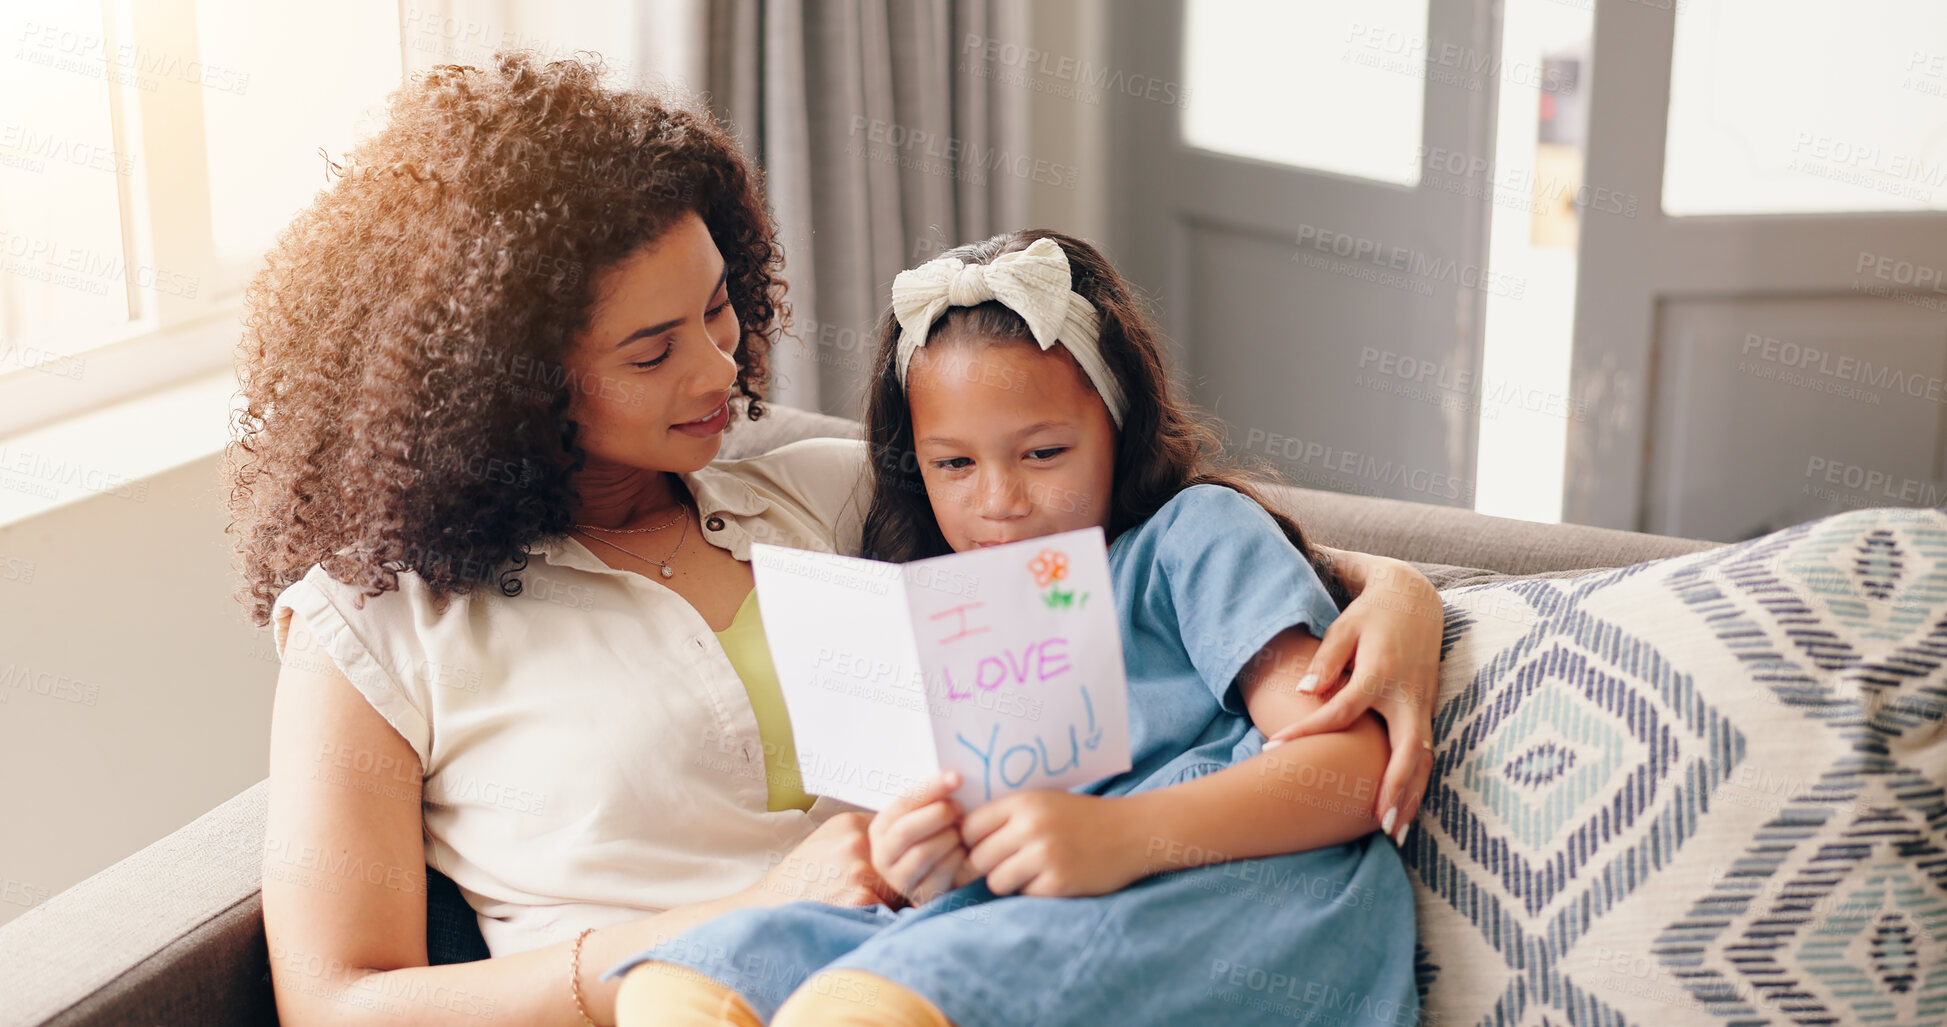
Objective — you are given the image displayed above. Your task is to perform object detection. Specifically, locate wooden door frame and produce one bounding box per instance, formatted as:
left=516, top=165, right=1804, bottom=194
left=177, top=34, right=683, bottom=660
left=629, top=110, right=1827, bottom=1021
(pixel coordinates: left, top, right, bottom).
left=1105, top=0, right=1502, bottom=505
left=1566, top=1, right=1947, bottom=530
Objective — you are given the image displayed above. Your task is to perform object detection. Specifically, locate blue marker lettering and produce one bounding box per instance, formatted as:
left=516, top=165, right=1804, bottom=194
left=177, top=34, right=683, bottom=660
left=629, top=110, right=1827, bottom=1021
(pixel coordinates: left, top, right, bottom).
left=955, top=725, right=1000, bottom=801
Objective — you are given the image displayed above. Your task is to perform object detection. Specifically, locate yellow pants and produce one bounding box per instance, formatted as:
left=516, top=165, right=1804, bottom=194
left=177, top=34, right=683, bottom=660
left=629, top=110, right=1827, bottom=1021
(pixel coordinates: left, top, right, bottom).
left=614, top=960, right=954, bottom=1027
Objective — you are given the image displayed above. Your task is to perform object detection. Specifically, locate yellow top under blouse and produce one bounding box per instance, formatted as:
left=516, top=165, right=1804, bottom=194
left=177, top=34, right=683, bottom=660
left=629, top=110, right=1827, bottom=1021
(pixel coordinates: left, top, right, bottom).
left=271, top=437, right=874, bottom=957
left=714, top=589, right=815, bottom=812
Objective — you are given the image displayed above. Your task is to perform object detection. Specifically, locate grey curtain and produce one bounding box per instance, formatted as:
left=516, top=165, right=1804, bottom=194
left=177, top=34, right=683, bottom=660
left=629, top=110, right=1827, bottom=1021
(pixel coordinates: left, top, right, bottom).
left=707, top=0, right=1032, bottom=418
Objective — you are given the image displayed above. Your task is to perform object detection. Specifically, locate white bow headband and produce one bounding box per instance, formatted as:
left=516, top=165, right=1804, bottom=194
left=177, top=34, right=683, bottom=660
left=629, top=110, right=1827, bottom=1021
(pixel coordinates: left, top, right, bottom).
left=891, top=237, right=1126, bottom=428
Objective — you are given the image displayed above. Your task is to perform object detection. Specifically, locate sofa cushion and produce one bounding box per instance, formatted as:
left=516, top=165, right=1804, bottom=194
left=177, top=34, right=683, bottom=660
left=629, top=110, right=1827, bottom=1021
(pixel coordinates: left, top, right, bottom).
left=1411, top=506, right=1947, bottom=1026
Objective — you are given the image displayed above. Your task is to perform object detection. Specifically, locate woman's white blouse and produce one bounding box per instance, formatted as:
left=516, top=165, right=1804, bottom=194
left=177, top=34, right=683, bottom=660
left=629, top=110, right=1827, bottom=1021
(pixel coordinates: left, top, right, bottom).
left=269, top=437, right=874, bottom=957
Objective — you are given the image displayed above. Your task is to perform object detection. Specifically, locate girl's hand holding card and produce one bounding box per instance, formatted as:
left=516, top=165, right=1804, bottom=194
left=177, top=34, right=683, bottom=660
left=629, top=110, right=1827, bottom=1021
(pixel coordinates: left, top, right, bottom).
left=867, top=771, right=970, bottom=906
left=955, top=790, right=1144, bottom=898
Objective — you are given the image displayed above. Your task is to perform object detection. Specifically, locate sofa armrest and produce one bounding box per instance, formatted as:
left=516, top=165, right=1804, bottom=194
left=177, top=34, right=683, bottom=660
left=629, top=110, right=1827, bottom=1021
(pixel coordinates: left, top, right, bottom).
left=0, top=780, right=275, bottom=1027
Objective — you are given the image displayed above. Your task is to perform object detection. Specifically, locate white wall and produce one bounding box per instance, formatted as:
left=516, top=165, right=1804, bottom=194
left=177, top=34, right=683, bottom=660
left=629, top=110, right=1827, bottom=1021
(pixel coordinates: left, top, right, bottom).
left=0, top=452, right=272, bottom=928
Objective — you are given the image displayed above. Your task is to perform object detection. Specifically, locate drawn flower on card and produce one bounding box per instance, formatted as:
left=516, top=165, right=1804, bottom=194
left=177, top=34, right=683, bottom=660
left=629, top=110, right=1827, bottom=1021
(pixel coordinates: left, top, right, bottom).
left=1029, top=549, right=1088, bottom=609
left=1028, top=549, right=1069, bottom=587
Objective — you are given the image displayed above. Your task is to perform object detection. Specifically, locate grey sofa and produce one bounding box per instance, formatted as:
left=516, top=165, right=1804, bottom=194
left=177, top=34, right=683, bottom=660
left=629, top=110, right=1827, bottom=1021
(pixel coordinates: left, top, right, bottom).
left=0, top=405, right=1718, bottom=1027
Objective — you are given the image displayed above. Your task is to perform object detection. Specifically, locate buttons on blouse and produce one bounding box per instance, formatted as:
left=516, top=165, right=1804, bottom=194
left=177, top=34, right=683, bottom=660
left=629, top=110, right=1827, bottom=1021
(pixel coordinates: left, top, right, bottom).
left=691, top=637, right=706, bottom=652
left=705, top=515, right=726, bottom=532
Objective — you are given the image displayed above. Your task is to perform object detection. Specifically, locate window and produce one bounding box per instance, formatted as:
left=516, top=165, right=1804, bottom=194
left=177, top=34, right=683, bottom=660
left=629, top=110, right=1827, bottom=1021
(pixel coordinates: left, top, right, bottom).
left=1663, top=0, right=1947, bottom=216
left=0, top=0, right=672, bottom=440
left=1181, top=0, right=1429, bottom=186
left=1, top=0, right=136, bottom=369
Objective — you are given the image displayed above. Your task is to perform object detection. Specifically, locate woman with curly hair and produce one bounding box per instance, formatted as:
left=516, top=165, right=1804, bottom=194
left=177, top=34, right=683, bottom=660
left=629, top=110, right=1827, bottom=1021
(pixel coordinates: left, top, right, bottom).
left=234, top=53, right=1444, bottom=1027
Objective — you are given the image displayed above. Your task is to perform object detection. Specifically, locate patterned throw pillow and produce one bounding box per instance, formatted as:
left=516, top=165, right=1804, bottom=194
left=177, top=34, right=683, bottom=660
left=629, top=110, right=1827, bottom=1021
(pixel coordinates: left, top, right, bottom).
left=1411, top=506, right=1946, bottom=1026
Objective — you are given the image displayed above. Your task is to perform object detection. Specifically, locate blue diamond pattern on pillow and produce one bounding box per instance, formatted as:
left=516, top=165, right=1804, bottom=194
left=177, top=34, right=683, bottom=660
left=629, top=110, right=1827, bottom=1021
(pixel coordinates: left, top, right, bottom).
left=1500, top=740, right=1578, bottom=789
left=1410, top=507, right=1947, bottom=1027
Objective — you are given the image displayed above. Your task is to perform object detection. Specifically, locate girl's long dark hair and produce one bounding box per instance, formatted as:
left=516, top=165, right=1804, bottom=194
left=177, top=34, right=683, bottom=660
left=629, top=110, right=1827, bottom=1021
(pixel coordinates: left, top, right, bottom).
left=859, top=229, right=1349, bottom=608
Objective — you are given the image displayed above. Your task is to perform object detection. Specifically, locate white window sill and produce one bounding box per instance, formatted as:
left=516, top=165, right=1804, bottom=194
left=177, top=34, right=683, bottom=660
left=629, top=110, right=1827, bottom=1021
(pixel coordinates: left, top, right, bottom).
left=0, top=308, right=240, bottom=440
left=0, top=369, right=239, bottom=529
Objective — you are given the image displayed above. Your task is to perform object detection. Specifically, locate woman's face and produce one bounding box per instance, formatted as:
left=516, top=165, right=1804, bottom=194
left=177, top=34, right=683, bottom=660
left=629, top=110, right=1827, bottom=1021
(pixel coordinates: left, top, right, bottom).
left=906, top=336, right=1118, bottom=553
left=563, top=211, right=741, bottom=473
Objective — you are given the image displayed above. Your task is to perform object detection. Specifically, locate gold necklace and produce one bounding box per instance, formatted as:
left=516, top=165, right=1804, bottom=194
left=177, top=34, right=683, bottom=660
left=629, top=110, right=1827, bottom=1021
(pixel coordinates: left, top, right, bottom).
left=572, top=505, right=686, bottom=534
left=573, top=508, right=690, bottom=578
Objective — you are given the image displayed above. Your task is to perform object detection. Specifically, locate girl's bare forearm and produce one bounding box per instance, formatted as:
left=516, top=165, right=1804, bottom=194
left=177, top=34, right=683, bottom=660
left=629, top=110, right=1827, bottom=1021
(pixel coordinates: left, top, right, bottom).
left=1113, top=720, right=1388, bottom=878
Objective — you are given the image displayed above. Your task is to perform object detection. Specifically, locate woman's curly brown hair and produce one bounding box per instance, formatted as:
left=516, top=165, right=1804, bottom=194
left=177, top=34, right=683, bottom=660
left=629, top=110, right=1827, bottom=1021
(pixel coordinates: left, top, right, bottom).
left=227, top=52, right=784, bottom=625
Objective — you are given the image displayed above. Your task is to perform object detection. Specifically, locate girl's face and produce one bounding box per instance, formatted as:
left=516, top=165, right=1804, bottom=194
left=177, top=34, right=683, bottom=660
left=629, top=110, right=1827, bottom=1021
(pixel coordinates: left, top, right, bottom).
left=563, top=211, right=742, bottom=473
left=906, top=335, right=1118, bottom=552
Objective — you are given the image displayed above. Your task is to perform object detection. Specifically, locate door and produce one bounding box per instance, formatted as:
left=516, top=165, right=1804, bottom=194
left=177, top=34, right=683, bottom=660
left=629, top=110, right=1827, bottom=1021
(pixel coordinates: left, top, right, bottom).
left=1107, top=0, right=1501, bottom=509
left=1567, top=0, right=1947, bottom=538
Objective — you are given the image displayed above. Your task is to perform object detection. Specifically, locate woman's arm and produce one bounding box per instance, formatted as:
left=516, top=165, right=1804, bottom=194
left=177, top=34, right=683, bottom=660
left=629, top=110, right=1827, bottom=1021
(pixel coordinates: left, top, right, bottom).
left=265, top=611, right=885, bottom=1027
left=1286, top=545, right=1444, bottom=837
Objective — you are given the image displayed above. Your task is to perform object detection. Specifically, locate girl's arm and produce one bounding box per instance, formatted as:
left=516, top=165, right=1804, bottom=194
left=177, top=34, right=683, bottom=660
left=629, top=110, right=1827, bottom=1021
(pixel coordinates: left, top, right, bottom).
left=1112, top=624, right=1388, bottom=875
left=956, top=625, right=1389, bottom=899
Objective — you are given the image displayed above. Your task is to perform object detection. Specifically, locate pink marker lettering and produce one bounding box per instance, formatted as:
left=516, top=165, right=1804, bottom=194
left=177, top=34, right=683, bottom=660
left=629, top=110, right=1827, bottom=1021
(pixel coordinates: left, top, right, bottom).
left=929, top=602, right=990, bottom=644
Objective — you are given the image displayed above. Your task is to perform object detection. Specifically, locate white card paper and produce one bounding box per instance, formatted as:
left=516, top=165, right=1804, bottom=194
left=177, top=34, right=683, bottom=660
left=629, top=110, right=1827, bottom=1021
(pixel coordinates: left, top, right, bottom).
left=751, top=527, right=1131, bottom=811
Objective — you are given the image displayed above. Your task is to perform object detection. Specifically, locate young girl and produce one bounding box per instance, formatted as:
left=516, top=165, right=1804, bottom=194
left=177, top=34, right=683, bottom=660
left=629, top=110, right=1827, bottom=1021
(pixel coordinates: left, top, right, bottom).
left=603, top=231, right=1421, bottom=1027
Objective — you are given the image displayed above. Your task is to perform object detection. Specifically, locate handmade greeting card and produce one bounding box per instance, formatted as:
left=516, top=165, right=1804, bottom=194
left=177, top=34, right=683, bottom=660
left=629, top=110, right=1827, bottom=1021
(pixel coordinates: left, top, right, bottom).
left=749, top=527, right=1131, bottom=811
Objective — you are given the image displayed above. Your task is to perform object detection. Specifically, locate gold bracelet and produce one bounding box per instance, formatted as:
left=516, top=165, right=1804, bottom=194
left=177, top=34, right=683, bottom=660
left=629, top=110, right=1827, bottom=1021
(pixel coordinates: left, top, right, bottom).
left=570, top=927, right=600, bottom=1027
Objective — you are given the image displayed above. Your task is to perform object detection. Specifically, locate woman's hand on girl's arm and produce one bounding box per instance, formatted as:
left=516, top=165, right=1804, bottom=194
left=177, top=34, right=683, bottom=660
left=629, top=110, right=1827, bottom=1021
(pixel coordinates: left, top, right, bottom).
left=866, top=772, right=970, bottom=906
left=1273, top=547, right=1442, bottom=839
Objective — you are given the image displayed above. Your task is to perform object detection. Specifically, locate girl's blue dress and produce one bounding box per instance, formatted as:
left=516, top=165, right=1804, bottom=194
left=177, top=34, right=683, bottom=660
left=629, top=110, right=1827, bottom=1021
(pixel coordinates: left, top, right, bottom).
left=603, top=485, right=1420, bottom=1027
